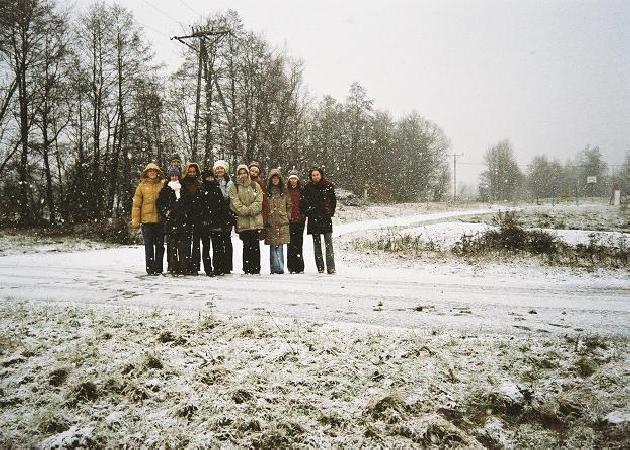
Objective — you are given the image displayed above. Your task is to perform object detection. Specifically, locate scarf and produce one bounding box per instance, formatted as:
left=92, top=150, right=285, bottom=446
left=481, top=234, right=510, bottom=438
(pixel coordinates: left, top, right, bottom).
left=218, top=178, right=229, bottom=199
left=168, top=180, right=182, bottom=199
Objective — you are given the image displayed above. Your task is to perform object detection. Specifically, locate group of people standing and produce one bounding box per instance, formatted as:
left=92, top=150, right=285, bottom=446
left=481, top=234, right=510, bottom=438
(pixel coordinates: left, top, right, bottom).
left=131, top=156, right=337, bottom=277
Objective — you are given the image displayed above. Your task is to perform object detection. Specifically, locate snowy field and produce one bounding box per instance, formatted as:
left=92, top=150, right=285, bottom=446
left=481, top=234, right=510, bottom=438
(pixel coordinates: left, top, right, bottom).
left=355, top=219, right=629, bottom=251
left=0, top=202, right=628, bottom=446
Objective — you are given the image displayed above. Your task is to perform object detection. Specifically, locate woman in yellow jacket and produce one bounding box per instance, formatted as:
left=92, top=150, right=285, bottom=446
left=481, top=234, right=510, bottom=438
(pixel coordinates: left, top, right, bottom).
left=131, top=162, right=165, bottom=275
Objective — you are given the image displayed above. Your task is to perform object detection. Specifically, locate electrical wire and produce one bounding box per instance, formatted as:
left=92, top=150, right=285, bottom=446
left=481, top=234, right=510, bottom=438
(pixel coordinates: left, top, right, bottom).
left=138, top=0, right=186, bottom=26
left=179, top=0, right=203, bottom=18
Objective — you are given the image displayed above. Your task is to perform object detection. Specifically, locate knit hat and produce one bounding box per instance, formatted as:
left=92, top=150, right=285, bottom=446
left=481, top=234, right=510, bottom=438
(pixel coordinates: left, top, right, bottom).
left=287, top=169, right=300, bottom=180
left=248, top=160, right=262, bottom=170
left=213, top=160, right=229, bottom=173
left=167, top=167, right=181, bottom=177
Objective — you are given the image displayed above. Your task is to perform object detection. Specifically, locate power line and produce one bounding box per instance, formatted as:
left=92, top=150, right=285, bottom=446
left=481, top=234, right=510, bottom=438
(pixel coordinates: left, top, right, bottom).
left=138, top=0, right=185, bottom=26
left=179, top=0, right=203, bottom=18
left=135, top=17, right=169, bottom=36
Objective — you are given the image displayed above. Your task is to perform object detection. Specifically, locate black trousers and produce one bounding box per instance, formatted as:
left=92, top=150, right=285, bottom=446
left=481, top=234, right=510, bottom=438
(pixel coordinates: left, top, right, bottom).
left=239, top=230, right=261, bottom=274
left=141, top=223, right=164, bottom=274
left=287, top=222, right=305, bottom=273
left=167, top=234, right=192, bottom=274
left=225, top=228, right=233, bottom=272
left=210, top=230, right=231, bottom=275
left=191, top=224, right=213, bottom=274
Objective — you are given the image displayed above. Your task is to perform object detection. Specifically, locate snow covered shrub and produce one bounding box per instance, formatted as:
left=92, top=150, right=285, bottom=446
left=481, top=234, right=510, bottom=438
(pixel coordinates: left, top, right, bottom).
left=355, top=231, right=443, bottom=256
left=1, top=217, right=142, bottom=246
left=571, top=235, right=629, bottom=267
left=488, top=210, right=559, bottom=255
left=453, top=214, right=629, bottom=267
left=71, top=217, right=141, bottom=245
left=336, top=188, right=366, bottom=207
left=454, top=211, right=560, bottom=258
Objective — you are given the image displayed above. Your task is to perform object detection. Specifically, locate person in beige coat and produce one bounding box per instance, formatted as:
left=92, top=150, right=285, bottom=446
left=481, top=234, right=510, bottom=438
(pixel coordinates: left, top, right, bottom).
left=229, top=164, right=264, bottom=274
left=131, top=162, right=165, bottom=275
left=265, top=169, right=291, bottom=274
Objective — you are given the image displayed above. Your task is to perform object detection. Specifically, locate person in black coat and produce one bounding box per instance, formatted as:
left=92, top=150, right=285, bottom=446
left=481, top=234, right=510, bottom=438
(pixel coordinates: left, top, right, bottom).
left=182, top=163, right=206, bottom=275
left=157, top=167, right=193, bottom=275
left=200, top=168, right=233, bottom=276
left=213, top=160, right=235, bottom=274
left=301, top=166, right=337, bottom=274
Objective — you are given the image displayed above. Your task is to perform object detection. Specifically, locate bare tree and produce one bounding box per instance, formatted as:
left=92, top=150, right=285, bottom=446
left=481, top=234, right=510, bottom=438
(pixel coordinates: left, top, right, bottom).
left=479, top=140, right=523, bottom=201
left=32, top=3, right=71, bottom=223
left=0, top=0, right=56, bottom=225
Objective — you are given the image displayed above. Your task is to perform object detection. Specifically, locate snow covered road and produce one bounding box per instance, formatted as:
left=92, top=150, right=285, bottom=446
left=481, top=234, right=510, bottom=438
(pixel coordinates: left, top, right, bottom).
left=1, top=207, right=628, bottom=336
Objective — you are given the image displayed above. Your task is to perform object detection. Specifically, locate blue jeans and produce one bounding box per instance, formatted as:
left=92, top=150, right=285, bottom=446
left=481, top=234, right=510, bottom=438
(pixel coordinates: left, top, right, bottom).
left=141, top=223, right=164, bottom=274
left=269, top=245, right=285, bottom=274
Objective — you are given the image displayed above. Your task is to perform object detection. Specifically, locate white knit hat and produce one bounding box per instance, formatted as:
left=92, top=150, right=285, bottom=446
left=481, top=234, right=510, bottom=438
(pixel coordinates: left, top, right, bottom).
left=213, top=160, right=229, bottom=173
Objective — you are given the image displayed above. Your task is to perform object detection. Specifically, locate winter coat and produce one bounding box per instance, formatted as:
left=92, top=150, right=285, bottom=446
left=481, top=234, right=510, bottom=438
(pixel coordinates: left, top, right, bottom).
left=301, top=176, right=337, bottom=235
left=287, top=181, right=305, bottom=224
left=250, top=174, right=269, bottom=241
left=181, top=163, right=202, bottom=227
left=228, top=164, right=264, bottom=233
left=131, top=163, right=165, bottom=227
left=218, top=176, right=237, bottom=230
left=200, top=179, right=232, bottom=231
left=265, top=169, right=292, bottom=246
left=251, top=175, right=269, bottom=223
left=157, top=181, right=192, bottom=236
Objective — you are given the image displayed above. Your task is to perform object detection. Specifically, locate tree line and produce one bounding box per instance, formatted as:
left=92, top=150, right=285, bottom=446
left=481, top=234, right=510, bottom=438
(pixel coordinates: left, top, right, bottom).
left=477, top=141, right=629, bottom=203
left=0, top=1, right=451, bottom=227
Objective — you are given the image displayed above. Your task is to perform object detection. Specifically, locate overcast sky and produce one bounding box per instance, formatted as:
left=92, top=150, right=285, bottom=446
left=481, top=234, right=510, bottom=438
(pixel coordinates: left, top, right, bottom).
left=74, top=0, right=629, bottom=185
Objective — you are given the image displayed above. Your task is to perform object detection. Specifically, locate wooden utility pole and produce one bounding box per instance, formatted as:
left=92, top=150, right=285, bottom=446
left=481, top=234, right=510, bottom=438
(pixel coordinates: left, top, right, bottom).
left=192, top=28, right=203, bottom=162
left=171, top=28, right=231, bottom=163
left=448, top=153, right=463, bottom=201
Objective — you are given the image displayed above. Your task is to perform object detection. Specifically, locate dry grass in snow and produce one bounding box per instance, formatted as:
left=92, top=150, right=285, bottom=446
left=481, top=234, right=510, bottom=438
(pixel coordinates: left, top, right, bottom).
left=0, top=300, right=628, bottom=447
